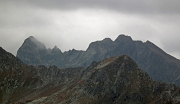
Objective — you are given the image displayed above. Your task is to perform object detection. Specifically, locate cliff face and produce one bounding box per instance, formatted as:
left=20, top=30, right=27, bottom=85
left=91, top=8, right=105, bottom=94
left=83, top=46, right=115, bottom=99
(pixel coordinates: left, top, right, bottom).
left=17, top=35, right=180, bottom=86
left=1, top=47, right=180, bottom=104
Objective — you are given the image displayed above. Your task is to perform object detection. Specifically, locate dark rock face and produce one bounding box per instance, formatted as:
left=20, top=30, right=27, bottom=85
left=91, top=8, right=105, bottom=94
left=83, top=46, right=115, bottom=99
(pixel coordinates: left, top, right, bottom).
left=16, top=35, right=180, bottom=86
left=1, top=47, right=180, bottom=103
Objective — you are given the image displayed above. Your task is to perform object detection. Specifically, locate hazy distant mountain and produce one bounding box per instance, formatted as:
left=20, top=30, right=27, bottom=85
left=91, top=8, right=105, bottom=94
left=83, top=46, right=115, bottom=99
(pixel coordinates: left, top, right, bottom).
left=16, top=35, right=180, bottom=86
left=1, top=47, right=180, bottom=103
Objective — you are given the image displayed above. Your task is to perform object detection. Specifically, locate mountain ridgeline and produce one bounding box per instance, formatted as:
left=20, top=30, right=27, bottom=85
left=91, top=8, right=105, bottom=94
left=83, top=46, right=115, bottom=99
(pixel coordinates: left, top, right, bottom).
left=1, top=47, right=180, bottom=103
left=17, top=35, right=180, bottom=86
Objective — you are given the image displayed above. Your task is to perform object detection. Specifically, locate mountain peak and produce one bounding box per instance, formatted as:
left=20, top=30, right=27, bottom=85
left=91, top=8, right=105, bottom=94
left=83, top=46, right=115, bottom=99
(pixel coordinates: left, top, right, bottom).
left=53, top=45, right=59, bottom=49
left=116, top=55, right=138, bottom=69
left=94, top=55, right=138, bottom=70
left=16, top=36, right=47, bottom=65
left=112, top=55, right=138, bottom=69
left=87, top=37, right=113, bottom=51
left=25, top=36, right=46, bottom=49
left=28, top=36, right=35, bottom=39
left=52, top=45, right=62, bottom=53
left=102, top=38, right=113, bottom=43
left=115, top=34, right=133, bottom=43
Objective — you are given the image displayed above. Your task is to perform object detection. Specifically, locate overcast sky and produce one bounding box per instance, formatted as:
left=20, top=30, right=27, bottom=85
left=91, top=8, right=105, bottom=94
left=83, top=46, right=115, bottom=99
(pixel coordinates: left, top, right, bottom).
left=0, top=0, right=180, bottom=59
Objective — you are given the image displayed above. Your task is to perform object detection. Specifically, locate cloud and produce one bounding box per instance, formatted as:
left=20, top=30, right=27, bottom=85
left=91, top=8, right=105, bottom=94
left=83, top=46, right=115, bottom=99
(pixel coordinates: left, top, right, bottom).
left=14, top=0, right=180, bottom=15
left=0, top=0, right=180, bottom=59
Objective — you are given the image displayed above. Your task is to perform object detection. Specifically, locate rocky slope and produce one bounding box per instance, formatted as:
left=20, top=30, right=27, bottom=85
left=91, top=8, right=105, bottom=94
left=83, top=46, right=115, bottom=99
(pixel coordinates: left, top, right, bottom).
left=1, top=47, right=180, bottom=104
left=17, top=35, right=180, bottom=86
left=0, top=47, right=84, bottom=104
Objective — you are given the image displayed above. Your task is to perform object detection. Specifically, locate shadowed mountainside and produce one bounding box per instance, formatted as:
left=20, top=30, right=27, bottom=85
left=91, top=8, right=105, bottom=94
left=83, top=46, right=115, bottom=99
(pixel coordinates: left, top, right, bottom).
left=1, top=47, right=180, bottom=103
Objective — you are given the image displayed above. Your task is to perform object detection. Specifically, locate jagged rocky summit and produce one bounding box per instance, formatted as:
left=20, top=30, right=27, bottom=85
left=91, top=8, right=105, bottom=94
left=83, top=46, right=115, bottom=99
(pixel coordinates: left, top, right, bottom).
left=1, top=47, right=180, bottom=104
left=17, top=35, right=180, bottom=86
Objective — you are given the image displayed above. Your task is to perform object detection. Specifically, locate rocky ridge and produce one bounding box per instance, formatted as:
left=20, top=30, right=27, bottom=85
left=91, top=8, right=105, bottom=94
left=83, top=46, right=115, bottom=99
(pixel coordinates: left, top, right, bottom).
left=17, top=35, right=180, bottom=86
left=1, top=47, right=180, bottom=103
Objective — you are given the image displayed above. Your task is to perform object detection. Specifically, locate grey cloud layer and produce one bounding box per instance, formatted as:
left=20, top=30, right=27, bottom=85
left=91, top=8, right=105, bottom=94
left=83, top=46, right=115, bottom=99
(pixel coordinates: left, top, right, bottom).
left=0, top=0, right=180, bottom=59
left=15, top=0, right=180, bottom=14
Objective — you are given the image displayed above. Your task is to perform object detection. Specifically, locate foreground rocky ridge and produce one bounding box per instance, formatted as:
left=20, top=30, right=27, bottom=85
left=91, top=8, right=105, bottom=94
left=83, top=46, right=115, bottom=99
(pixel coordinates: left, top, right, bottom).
left=16, top=35, right=180, bottom=86
left=1, top=47, right=180, bottom=104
